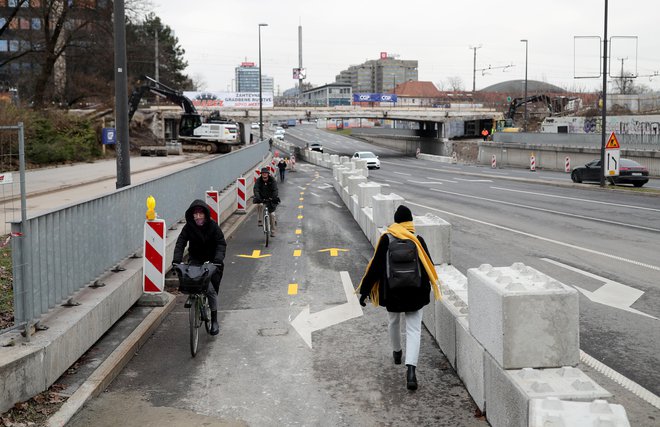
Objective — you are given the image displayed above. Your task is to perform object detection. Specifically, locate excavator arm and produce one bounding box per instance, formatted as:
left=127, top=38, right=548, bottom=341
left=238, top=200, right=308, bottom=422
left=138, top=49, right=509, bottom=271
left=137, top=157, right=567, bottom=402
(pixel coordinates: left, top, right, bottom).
left=128, top=76, right=198, bottom=122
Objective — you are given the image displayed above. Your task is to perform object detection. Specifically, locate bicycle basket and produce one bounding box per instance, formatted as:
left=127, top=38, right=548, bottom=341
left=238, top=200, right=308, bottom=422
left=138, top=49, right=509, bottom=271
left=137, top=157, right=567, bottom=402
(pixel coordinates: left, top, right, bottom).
left=173, top=264, right=212, bottom=294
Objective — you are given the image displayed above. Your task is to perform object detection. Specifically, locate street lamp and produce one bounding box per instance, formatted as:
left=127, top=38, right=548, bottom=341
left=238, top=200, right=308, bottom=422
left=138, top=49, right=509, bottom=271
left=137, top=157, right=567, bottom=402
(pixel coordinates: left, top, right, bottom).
left=258, top=23, right=268, bottom=141
left=520, top=39, right=528, bottom=132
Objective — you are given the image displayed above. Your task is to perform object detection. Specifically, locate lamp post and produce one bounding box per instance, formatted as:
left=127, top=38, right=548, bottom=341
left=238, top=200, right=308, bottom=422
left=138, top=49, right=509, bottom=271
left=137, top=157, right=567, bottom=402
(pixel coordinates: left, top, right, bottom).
left=258, top=23, right=268, bottom=141
left=520, top=39, right=528, bottom=132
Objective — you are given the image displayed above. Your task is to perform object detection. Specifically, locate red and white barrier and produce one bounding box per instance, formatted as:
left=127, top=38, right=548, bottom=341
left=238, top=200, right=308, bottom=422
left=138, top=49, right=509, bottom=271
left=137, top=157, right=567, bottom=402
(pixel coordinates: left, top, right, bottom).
left=530, top=154, right=536, bottom=171
left=236, top=177, right=247, bottom=213
left=491, top=154, right=497, bottom=169
left=564, top=156, right=571, bottom=173
left=205, top=189, right=219, bottom=223
left=143, top=219, right=166, bottom=293
left=269, top=159, right=276, bottom=175
left=254, top=169, right=260, bottom=184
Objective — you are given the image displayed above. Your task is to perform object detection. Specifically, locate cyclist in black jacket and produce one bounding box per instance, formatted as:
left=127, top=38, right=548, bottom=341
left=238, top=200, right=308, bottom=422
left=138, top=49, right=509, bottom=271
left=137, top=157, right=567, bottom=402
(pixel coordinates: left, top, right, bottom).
left=253, top=167, right=279, bottom=237
left=173, top=200, right=227, bottom=335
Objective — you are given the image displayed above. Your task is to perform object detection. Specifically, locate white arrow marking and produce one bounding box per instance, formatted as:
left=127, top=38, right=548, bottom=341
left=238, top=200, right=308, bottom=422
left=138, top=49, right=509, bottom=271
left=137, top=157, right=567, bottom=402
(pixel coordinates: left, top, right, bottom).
left=291, top=271, right=363, bottom=348
left=541, top=258, right=657, bottom=320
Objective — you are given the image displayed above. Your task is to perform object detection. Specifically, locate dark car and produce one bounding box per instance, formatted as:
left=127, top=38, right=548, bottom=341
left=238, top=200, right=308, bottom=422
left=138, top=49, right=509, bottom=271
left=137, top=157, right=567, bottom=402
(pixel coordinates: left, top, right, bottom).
left=571, top=158, right=649, bottom=187
left=309, top=143, right=323, bottom=153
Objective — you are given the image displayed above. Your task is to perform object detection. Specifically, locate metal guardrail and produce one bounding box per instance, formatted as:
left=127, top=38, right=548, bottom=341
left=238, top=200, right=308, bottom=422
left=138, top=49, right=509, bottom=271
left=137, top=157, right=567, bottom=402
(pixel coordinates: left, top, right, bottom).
left=10, top=142, right=269, bottom=329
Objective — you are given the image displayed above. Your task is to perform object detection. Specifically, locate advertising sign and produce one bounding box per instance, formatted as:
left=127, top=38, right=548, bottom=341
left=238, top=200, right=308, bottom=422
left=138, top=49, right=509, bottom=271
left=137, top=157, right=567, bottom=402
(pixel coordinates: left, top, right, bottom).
left=183, top=91, right=274, bottom=108
left=353, top=93, right=398, bottom=103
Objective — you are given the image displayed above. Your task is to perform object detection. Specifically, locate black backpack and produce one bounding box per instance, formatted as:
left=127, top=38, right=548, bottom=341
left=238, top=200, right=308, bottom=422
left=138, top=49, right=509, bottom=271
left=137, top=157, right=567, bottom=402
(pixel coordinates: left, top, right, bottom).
left=386, top=235, right=422, bottom=290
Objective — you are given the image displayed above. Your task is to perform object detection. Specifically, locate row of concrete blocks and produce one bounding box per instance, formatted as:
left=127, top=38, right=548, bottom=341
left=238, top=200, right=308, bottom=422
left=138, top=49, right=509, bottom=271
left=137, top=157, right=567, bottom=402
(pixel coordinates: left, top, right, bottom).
left=423, top=264, right=628, bottom=426
left=320, top=157, right=630, bottom=427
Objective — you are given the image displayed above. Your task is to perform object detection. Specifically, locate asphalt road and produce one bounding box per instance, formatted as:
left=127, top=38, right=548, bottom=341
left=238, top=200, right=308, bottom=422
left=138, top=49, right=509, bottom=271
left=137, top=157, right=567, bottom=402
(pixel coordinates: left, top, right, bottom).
left=283, top=125, right=660, bottom=397
left=68, top=161, right=486, bottom=426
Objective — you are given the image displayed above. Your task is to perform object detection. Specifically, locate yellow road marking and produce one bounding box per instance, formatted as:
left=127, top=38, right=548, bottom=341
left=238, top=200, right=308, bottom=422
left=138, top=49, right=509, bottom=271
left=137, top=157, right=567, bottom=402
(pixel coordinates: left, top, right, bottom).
left=300, top=192, right=305, bottom=195
left=293, top=249, right=302, bottom=257
left=288, top=283, right=298, bottom=295
left=298, top=215, right=303, bottom=219
left=318, top=248, right=349, bottom=257
left=295, top=229, right=302, bottom=235
left=237, top=250, right=271, bottom=259
left=298, top=205, right=304, bottom=209
left=299, top=197, right=304, bottom=201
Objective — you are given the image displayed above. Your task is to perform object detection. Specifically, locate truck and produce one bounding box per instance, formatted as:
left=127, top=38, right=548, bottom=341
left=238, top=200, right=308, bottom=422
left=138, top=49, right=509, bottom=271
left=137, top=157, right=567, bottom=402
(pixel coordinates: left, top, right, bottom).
left=128, top=76, right=241, bottom=154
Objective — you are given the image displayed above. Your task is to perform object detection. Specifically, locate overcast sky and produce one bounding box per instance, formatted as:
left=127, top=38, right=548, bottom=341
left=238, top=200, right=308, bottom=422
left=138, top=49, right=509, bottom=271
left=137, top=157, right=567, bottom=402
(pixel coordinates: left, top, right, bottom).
left=153, top=0, right=660, bottom=94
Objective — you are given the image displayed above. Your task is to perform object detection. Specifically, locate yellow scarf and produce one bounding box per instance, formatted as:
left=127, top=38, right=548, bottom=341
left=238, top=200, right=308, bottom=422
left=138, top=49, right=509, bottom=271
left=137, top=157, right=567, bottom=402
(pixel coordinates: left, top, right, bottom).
left=357, top=221, right=442, bottom=306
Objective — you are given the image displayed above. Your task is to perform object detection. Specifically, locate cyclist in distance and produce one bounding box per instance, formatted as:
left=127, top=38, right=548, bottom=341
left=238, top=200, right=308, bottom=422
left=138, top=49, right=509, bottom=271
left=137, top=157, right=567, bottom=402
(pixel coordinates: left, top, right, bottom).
left=173, top=200, right=227, bottom=335
left=254, top=166, right=279, bottom=237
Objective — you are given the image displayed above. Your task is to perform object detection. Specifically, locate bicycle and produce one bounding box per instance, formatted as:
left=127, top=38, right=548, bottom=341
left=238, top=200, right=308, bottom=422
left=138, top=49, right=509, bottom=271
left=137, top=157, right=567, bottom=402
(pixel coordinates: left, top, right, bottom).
left=255, top=198, right=275, bottom=247
left=172, top=262, right=218, bottom=357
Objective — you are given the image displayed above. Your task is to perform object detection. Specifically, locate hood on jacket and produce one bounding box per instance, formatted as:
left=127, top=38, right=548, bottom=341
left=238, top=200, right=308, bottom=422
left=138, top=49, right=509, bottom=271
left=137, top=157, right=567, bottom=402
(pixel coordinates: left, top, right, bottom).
left=185, top=199, right=212, bottom=226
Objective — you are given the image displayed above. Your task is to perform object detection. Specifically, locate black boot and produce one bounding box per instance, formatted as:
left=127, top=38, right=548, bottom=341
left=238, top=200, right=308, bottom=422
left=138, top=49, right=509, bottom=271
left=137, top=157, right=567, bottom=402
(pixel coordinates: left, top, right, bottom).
left=393, top=350, right=402, bottom=365
left=210, top=310, right=219, bottom=336
left=406, top=364, right=417, bottom=390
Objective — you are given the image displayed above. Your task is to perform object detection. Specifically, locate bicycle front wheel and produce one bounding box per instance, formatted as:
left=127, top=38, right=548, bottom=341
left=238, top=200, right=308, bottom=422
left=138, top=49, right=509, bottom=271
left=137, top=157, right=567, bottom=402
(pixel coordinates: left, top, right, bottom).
left=189, top=296, right=199, bottom=357
left=264, top=215, right=270, bottom=247
left=203, top=296, right=212, bottom=334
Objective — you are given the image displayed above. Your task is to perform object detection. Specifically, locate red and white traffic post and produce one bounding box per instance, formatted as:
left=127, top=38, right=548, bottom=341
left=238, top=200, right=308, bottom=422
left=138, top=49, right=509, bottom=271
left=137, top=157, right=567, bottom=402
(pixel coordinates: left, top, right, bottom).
left=205, top=188, right=220, bottom=223
left=143, top=196, right=166, bottom=293
left=491, top=154, right=497, bottom=169
left=236, top=177, right=247, bottom=214
left=530, top=153, right=536, bottom=171
left=564, top=156, right=571, bottom=173
left=254, top=168, right=261, bottom=184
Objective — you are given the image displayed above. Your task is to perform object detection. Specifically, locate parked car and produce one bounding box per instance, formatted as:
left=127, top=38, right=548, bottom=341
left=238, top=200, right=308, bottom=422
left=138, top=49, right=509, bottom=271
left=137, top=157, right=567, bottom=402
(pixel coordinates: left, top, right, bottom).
left=275, top=126, right=286, bottom=134
left=353, top=151, right=381, bottom=169
left=309, top=143, right=323, bottom=153
left=571, top=158, right=649, bottom=187
left=251, top=122, right=260, bottom=129
left=274, top=129, right=285, bottom=140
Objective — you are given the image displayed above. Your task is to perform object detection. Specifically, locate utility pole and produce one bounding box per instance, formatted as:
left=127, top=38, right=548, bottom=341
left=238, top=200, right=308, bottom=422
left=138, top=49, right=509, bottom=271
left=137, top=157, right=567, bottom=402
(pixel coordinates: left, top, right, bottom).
left=469, top=45, right=482, bottom=92
left=114, top=0, right=130, bottom=188
left=599, top=0, right=609, bottom=188
left=618, top=56, right=628, bottom=93
left=298, top=23, right=303, bottom=103
left=154, top=29, right=159, bottom=82
left=521, top=39, right=528, bottom=132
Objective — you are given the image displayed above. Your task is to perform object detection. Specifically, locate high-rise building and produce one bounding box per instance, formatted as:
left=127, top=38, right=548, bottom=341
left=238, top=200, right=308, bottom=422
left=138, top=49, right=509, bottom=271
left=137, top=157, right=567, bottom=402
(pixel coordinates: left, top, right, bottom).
left=336, top=53, right=418, bottom=93
left=235, top=62, right=273, bottom=93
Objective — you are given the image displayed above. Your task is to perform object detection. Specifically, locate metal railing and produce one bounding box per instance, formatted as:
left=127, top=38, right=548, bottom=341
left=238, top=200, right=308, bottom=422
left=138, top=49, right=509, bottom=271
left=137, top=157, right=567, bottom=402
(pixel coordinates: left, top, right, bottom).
left=11, top=142, right=269, bottom=329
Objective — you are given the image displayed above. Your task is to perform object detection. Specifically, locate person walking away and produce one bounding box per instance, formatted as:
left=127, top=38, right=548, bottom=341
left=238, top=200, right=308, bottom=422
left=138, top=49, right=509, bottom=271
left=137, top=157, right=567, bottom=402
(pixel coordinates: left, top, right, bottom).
left=278, top=158, right=287, bottom=182
left=253, top=167, right=279, bottom=237
left=357, top=205, right=441, bottom=390
left=173, top=200, right=227, bottom=335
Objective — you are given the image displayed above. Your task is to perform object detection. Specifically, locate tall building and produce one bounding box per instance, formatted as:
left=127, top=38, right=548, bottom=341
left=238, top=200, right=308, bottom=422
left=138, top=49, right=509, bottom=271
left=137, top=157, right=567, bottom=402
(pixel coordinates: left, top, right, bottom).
left=235, top=62, right=273, bottom=93
left=336, top=53, right=418, bottom=93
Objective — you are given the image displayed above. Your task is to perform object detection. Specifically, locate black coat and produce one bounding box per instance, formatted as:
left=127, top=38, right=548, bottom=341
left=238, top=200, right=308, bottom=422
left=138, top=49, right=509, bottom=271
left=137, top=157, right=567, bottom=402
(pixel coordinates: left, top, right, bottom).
left=253, top=175, right=279, bottom=202
left=359, top=232, right=433, bottom=313
left=173, top=199, right=227, bottom=266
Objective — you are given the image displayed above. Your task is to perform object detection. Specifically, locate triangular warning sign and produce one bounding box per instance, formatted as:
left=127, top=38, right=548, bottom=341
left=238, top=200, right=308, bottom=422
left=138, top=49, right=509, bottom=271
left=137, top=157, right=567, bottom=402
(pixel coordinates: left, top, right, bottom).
left=606, top=132, right=620, bottom=149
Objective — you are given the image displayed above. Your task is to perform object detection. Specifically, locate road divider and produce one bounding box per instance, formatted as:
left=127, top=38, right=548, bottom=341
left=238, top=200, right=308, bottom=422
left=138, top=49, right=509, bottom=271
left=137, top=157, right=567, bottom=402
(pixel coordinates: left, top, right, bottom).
left=295, top=146, right=635, bottom=426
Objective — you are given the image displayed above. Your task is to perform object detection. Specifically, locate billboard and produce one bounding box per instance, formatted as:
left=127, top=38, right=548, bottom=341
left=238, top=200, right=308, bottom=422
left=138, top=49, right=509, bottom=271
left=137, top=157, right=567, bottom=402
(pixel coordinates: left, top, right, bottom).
left=292, top=68, right=306, bottom=79
left=353, top=93, right=398, bottom=103
left=183, top=91, right=274, bottom=108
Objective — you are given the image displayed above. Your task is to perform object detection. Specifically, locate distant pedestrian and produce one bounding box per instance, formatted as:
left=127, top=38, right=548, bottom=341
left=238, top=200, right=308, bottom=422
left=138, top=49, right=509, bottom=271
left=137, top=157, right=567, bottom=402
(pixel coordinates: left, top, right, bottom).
left=357, top=205, right=441, bottom=390
left=277, top=158, right=287, bottom=182
left=481, top=128, right=489, bottom=141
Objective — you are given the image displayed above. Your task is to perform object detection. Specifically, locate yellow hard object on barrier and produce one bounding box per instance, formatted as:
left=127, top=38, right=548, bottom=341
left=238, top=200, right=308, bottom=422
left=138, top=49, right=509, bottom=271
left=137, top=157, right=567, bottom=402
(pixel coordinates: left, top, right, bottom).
left=146, top=195, right=156, bottom=220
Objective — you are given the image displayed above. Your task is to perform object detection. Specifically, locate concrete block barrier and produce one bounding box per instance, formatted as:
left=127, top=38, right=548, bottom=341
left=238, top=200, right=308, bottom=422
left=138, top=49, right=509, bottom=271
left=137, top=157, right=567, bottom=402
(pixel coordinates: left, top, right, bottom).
left=340, top=156, right=350, bottom=164
left=529, top=398, right=630, bottom=427
left=467, top=263, right=579, bottom=369
left=484, top=351, right=612, bottom=427
left=330, top=154, right=339, bottom=164
left=414, top=214, right=451, bottom=265
left=347, top=175, right=368, bottom=196
left=456, top=317, right=486, bottom=412
left=371, top=193, right=405, bottom=228
left=357, top=182, right=381, bottom=208
left=435, top=291, right=468, bottom=369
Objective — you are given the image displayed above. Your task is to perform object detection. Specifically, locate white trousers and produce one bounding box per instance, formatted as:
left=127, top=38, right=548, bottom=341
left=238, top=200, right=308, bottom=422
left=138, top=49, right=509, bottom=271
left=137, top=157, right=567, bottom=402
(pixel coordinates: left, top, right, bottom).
left=388, top=309, right=423, bottom=367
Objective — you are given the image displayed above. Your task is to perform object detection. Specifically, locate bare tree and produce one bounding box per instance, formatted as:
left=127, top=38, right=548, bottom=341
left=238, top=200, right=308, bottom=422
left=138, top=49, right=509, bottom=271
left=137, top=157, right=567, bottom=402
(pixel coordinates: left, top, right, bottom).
left=446, top=76, right=464, bottom=91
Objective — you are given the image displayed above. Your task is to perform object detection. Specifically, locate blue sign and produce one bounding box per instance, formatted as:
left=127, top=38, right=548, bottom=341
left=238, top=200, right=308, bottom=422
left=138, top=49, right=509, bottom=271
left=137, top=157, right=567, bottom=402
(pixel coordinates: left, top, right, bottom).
left=353, top=93, right=398, bottom=103
left=102, top=127, right=116, bottom=145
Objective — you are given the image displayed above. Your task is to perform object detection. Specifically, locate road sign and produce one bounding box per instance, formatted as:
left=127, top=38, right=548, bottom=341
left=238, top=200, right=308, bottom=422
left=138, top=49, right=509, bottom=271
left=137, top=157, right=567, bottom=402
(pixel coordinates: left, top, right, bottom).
left=605, top=150, right=620, bottom=176
left=102, top=127, right=116, bottom=145
left=605, top=132, right=620, bottom=149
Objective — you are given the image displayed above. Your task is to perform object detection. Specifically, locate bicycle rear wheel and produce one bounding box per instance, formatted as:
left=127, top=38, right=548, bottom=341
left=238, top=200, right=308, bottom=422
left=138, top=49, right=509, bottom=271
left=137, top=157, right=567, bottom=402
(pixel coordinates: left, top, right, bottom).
left=189, top=296, right=199, bottom=357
